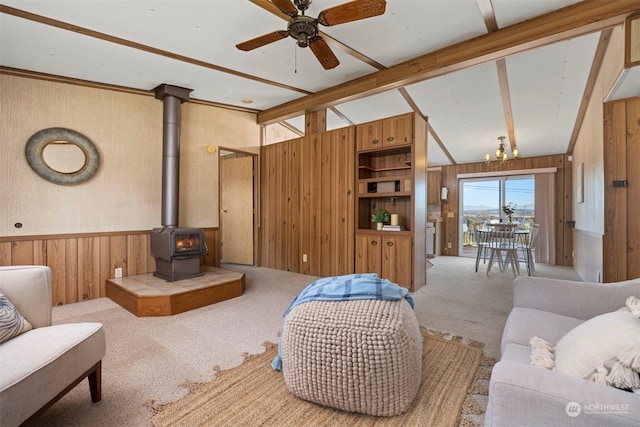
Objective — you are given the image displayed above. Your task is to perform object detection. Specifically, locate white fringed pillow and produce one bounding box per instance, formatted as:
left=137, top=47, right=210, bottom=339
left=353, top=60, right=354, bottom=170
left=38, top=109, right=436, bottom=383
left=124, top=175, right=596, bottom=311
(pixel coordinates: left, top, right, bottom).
left=0, top=293, right=33, bottom=344
left=530, top=296, right=640, bottom=390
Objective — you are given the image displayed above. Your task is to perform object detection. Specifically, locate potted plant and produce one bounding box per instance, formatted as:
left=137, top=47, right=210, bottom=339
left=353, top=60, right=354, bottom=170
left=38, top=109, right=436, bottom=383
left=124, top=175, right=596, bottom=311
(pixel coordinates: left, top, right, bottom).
left=502, top=202, right=517, bottom=223
left=371, top=208, right=390, bottom=230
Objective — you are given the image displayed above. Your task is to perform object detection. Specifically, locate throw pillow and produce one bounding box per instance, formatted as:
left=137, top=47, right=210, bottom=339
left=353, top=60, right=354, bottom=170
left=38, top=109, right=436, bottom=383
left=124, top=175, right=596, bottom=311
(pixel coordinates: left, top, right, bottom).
left=0, top=293, right=33, bottom=344
left=554, top=309, right=640, bottom=379
left=530, top=296, right=640, bottom=390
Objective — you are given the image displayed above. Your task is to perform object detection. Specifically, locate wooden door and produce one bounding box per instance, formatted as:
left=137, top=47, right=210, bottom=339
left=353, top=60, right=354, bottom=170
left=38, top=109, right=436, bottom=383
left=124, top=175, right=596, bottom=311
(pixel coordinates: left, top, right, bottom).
left=383, top=114, right=413, bottom=147
left=355, top=233, right=381, bottom=275
left=220, top=154, right=254, bottom=265
left=356, top=121, right=383, bottom=151
left=382, top=236, right=412, bottom=289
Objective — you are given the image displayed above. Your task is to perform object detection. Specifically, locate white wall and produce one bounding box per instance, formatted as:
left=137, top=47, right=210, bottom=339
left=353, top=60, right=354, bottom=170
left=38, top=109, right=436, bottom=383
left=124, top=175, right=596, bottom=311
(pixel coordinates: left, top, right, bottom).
left=0, top=75, right=261, bottom=237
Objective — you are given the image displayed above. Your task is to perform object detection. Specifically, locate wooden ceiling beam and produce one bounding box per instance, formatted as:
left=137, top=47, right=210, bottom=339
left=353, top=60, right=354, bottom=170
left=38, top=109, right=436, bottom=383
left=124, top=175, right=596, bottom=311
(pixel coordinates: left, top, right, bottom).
left=496, top=59, right=517, bottom=153
left=567, top=29, right=614, bottom=155
left=257, top=0, right=638, bottom=124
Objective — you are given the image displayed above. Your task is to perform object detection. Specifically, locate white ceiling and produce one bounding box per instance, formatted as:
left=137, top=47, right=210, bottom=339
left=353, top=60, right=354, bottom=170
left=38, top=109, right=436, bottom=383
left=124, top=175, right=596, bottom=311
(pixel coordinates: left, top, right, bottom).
left=1, top=0, right=637, bottom=167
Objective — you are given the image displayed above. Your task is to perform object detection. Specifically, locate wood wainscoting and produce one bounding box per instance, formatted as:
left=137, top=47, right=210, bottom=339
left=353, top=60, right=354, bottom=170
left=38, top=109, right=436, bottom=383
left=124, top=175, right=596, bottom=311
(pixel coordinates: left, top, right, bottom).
left=0, top=228, right=220, bottom=306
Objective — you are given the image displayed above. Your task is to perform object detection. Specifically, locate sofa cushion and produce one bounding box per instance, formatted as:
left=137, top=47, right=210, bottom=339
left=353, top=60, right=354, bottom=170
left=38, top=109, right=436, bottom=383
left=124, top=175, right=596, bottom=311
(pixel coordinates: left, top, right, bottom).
left=501, top=342, right=531, bottom=364
left=501, top=307, right=584, bottom=354
left=0, top=322, right=105, bottom=426
left=0, top=293, right=32, bottom=344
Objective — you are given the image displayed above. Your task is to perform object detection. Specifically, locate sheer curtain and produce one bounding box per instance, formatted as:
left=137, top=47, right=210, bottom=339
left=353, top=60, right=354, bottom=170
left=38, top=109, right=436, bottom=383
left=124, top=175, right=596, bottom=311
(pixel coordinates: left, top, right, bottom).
left=534, top=172, right=556, bottom=265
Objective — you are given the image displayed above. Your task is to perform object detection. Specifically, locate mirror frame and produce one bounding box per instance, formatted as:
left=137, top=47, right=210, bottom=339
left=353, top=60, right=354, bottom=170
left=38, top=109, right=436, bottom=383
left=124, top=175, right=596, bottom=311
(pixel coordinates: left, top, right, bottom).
left=26, top=127, right=100, bottom=185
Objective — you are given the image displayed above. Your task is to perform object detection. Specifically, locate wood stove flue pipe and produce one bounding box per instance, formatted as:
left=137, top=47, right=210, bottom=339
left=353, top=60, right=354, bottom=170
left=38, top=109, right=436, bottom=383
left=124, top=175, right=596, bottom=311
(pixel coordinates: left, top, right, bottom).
left=153, top=84, right=192, bottom=228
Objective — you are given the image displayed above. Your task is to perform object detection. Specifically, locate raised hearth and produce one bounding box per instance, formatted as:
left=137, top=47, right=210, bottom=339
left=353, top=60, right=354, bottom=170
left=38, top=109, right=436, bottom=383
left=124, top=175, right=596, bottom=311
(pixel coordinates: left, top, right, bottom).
left=106, top=266, right=244, bottom=317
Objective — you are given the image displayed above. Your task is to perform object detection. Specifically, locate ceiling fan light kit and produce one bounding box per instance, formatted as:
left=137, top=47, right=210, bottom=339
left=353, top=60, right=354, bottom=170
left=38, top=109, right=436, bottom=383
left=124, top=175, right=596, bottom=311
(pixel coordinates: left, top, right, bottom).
left=236, top=0, right=387, bottom=70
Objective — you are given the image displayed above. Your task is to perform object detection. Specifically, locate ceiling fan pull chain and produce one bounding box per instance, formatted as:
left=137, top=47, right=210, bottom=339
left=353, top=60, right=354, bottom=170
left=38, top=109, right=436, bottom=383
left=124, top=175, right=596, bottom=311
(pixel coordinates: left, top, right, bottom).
left=294, top=43, right=298, bottom=74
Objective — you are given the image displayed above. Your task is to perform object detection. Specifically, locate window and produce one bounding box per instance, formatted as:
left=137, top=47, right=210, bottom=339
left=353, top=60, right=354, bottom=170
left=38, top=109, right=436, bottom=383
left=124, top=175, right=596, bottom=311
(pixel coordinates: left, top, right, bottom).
left=459, top=175, right=535, bottom=257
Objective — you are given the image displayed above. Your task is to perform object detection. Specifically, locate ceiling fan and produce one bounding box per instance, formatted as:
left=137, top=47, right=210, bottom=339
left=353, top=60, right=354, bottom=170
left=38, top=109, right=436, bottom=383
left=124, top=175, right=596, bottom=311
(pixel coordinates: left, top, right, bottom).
left=236, top=0, right=387, bottom=70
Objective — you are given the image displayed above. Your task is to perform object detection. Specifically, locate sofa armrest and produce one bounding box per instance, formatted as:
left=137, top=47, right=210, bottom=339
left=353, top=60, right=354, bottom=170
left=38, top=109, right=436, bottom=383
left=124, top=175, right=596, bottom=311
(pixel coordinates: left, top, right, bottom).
left=486, top=361, right=640, bottom=427
left=0, top=266, right=52, bottom=328
left=513, top=276, right=640, bottom=320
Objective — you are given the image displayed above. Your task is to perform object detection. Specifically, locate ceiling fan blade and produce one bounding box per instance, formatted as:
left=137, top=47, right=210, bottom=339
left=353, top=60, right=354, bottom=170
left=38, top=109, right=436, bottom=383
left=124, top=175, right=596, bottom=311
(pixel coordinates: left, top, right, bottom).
left=309, top=36, right=339, bottom=70
left=236, top=30, right=289, bottom=51
left=317, top=0, right=386, bottom=26
left=271, top=0, right=298, bottom=17
left=249, top=0, right=290, bottom=21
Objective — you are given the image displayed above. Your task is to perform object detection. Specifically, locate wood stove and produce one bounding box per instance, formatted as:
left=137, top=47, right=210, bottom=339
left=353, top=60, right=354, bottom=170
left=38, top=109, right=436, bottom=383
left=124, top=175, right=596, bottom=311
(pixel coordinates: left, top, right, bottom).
left=150, top=84, right=209, bottom=281
left=150, top=227, right=206, bottom=281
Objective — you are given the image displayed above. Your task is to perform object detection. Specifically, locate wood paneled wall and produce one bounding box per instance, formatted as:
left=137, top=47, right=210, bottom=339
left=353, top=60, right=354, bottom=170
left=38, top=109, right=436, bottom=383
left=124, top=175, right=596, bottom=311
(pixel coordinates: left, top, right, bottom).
left=603, top=97, right=640, bottom=282
left=0, top=228, right=219, bottom=306
left=439, top=154, right=573, bottom=265
left=260, top=127, right=355, bottom=276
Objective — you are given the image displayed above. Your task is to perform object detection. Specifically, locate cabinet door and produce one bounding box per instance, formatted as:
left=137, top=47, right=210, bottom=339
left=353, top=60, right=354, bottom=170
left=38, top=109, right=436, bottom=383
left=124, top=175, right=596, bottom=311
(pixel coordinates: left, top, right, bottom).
left=355, top=234, right=382, bottom=275
left=356, top=121, right=383, bottom=151
left=382, top=236, right=412, bottom=288
left=382, top=115, right=413, bottom=147
left=427, top=171, right=442, bottom=204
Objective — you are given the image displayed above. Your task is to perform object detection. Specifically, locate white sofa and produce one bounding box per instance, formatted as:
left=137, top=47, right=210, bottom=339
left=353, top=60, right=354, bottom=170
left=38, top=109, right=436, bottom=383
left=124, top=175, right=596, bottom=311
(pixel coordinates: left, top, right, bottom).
left=0, top=266, right=106, bottom=426
left=486, top=275, right=640, bottom=426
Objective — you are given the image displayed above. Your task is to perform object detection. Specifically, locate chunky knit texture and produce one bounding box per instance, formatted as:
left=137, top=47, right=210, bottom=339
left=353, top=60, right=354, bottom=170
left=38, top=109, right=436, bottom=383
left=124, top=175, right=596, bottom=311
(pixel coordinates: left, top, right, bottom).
left=281, top=298, right=423, bottom=416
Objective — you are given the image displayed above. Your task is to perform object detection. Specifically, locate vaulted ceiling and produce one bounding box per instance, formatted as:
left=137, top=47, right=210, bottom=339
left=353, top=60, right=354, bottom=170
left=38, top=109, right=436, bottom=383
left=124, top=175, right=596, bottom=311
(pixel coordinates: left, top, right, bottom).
left=1, top=1, right=638, bottom=166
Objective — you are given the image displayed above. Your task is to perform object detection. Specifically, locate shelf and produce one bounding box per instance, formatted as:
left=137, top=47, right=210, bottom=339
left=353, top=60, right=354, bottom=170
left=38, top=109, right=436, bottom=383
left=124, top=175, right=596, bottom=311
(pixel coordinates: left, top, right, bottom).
left=358, top=191, right=411, bottom=198
left=356, top=229, right=412, bottom=235
left=357, top=144, right=412, bottom=155
left=358, top=175, right=410, bottom=183
left=359, top=165, right=411, bottom=172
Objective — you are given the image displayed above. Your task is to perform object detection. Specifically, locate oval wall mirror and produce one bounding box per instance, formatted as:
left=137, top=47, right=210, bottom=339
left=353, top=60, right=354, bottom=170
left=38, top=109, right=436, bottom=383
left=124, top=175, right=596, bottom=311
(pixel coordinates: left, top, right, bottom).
left=25, top=128, right=100, bottom=185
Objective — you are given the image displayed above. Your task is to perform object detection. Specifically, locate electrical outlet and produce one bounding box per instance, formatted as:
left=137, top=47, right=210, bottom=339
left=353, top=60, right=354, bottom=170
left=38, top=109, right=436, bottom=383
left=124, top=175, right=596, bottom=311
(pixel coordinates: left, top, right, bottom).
left=114, top=267, right=122, bottom=278
left=303, top=254, right=308, bottom=263
left=447, top=243, right=452, bottom=249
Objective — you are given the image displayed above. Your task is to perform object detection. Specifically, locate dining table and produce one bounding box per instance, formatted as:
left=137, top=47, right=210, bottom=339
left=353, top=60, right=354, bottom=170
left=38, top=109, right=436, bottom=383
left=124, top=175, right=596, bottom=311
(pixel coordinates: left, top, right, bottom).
left=475, top=227, right=530, bottom=276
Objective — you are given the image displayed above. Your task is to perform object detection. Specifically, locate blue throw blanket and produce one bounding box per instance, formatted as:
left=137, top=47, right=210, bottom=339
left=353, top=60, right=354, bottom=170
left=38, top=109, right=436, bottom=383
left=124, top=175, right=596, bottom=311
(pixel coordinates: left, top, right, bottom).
left=271, top=273, right=414, bottom=371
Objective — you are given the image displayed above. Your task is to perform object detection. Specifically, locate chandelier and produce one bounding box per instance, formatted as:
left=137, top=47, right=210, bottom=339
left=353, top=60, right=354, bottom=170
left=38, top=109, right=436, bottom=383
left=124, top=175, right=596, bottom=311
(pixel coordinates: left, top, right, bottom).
left=485, top=136, right=519, bottom=165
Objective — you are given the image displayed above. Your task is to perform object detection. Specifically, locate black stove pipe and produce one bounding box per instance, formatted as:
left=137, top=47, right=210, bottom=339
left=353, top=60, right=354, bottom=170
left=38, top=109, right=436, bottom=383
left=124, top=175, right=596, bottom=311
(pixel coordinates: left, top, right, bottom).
left=153, top=84, right=192, bottom=228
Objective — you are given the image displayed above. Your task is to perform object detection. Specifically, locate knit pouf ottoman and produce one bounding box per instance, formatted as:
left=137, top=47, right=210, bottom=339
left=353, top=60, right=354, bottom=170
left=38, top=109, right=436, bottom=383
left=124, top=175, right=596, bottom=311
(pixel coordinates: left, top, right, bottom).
left=280, top=298, right=423, bottom=416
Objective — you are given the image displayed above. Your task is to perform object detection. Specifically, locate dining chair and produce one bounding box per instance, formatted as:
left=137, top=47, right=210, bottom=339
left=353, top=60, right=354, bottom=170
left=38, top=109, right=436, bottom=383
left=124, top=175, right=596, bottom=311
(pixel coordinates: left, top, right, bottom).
left=486, top=230, right=520, bottom=276
left=517, top=224, right=540, bottom=276
left=474, top=226, right=493, bottom=272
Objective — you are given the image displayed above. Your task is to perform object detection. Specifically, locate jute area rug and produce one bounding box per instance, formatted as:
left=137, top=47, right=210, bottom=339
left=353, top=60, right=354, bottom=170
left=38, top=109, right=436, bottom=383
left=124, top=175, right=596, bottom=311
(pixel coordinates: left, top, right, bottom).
left=150, top=328, right=494, bottom=427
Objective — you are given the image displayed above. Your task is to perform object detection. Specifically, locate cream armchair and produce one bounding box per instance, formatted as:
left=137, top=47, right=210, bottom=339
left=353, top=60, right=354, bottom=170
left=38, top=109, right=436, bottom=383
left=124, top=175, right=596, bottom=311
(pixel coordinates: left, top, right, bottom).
left=0, top=266, right=106, bottom=426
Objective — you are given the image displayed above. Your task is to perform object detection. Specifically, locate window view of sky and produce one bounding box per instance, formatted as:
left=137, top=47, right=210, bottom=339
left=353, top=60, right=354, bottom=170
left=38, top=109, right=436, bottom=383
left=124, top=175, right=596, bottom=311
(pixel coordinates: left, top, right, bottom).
left=463, top=178, right=534, bottom=211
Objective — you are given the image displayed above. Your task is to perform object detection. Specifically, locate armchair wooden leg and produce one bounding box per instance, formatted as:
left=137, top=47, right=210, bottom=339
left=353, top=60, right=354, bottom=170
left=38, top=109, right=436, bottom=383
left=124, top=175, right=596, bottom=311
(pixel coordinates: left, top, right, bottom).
left=88, top=360, right=102, bottom=402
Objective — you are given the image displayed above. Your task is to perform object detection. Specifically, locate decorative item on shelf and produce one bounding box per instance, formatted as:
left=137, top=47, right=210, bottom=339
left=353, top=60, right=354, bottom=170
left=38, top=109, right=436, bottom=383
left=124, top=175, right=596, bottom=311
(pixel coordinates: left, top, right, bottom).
left=484, top=136, right=519, bottom=165
left=390, top=213, right=399, bottom=226
left=382, top=224, right=405, bottom=231
left=371, top=208, right=389, bottom=230
left=502, top=202, right=517, bottom=223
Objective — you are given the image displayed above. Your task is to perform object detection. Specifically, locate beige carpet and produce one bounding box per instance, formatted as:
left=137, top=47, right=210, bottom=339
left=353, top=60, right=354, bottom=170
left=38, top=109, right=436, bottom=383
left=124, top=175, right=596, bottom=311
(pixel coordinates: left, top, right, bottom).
left=23, top=257, right=579, bottom=427
left=150, top=329, right=494, bottom=427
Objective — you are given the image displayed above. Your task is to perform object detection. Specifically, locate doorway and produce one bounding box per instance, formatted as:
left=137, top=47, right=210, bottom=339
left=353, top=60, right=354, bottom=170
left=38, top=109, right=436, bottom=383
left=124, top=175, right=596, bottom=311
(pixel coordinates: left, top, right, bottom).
left=219, top=149, right=257, bottom=265
left=459, top=175, right=535, bottom=257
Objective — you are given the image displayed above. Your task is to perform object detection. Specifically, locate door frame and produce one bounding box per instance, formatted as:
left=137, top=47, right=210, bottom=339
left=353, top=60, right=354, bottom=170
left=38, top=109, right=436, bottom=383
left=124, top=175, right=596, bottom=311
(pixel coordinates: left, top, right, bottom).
left=218, top=147, right=258, bottom=266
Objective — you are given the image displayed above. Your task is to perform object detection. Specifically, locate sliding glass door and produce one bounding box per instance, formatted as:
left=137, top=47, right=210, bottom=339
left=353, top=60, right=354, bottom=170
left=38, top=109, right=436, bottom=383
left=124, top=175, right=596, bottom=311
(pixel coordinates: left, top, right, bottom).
left=460, top=175, right=535, bottom=257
